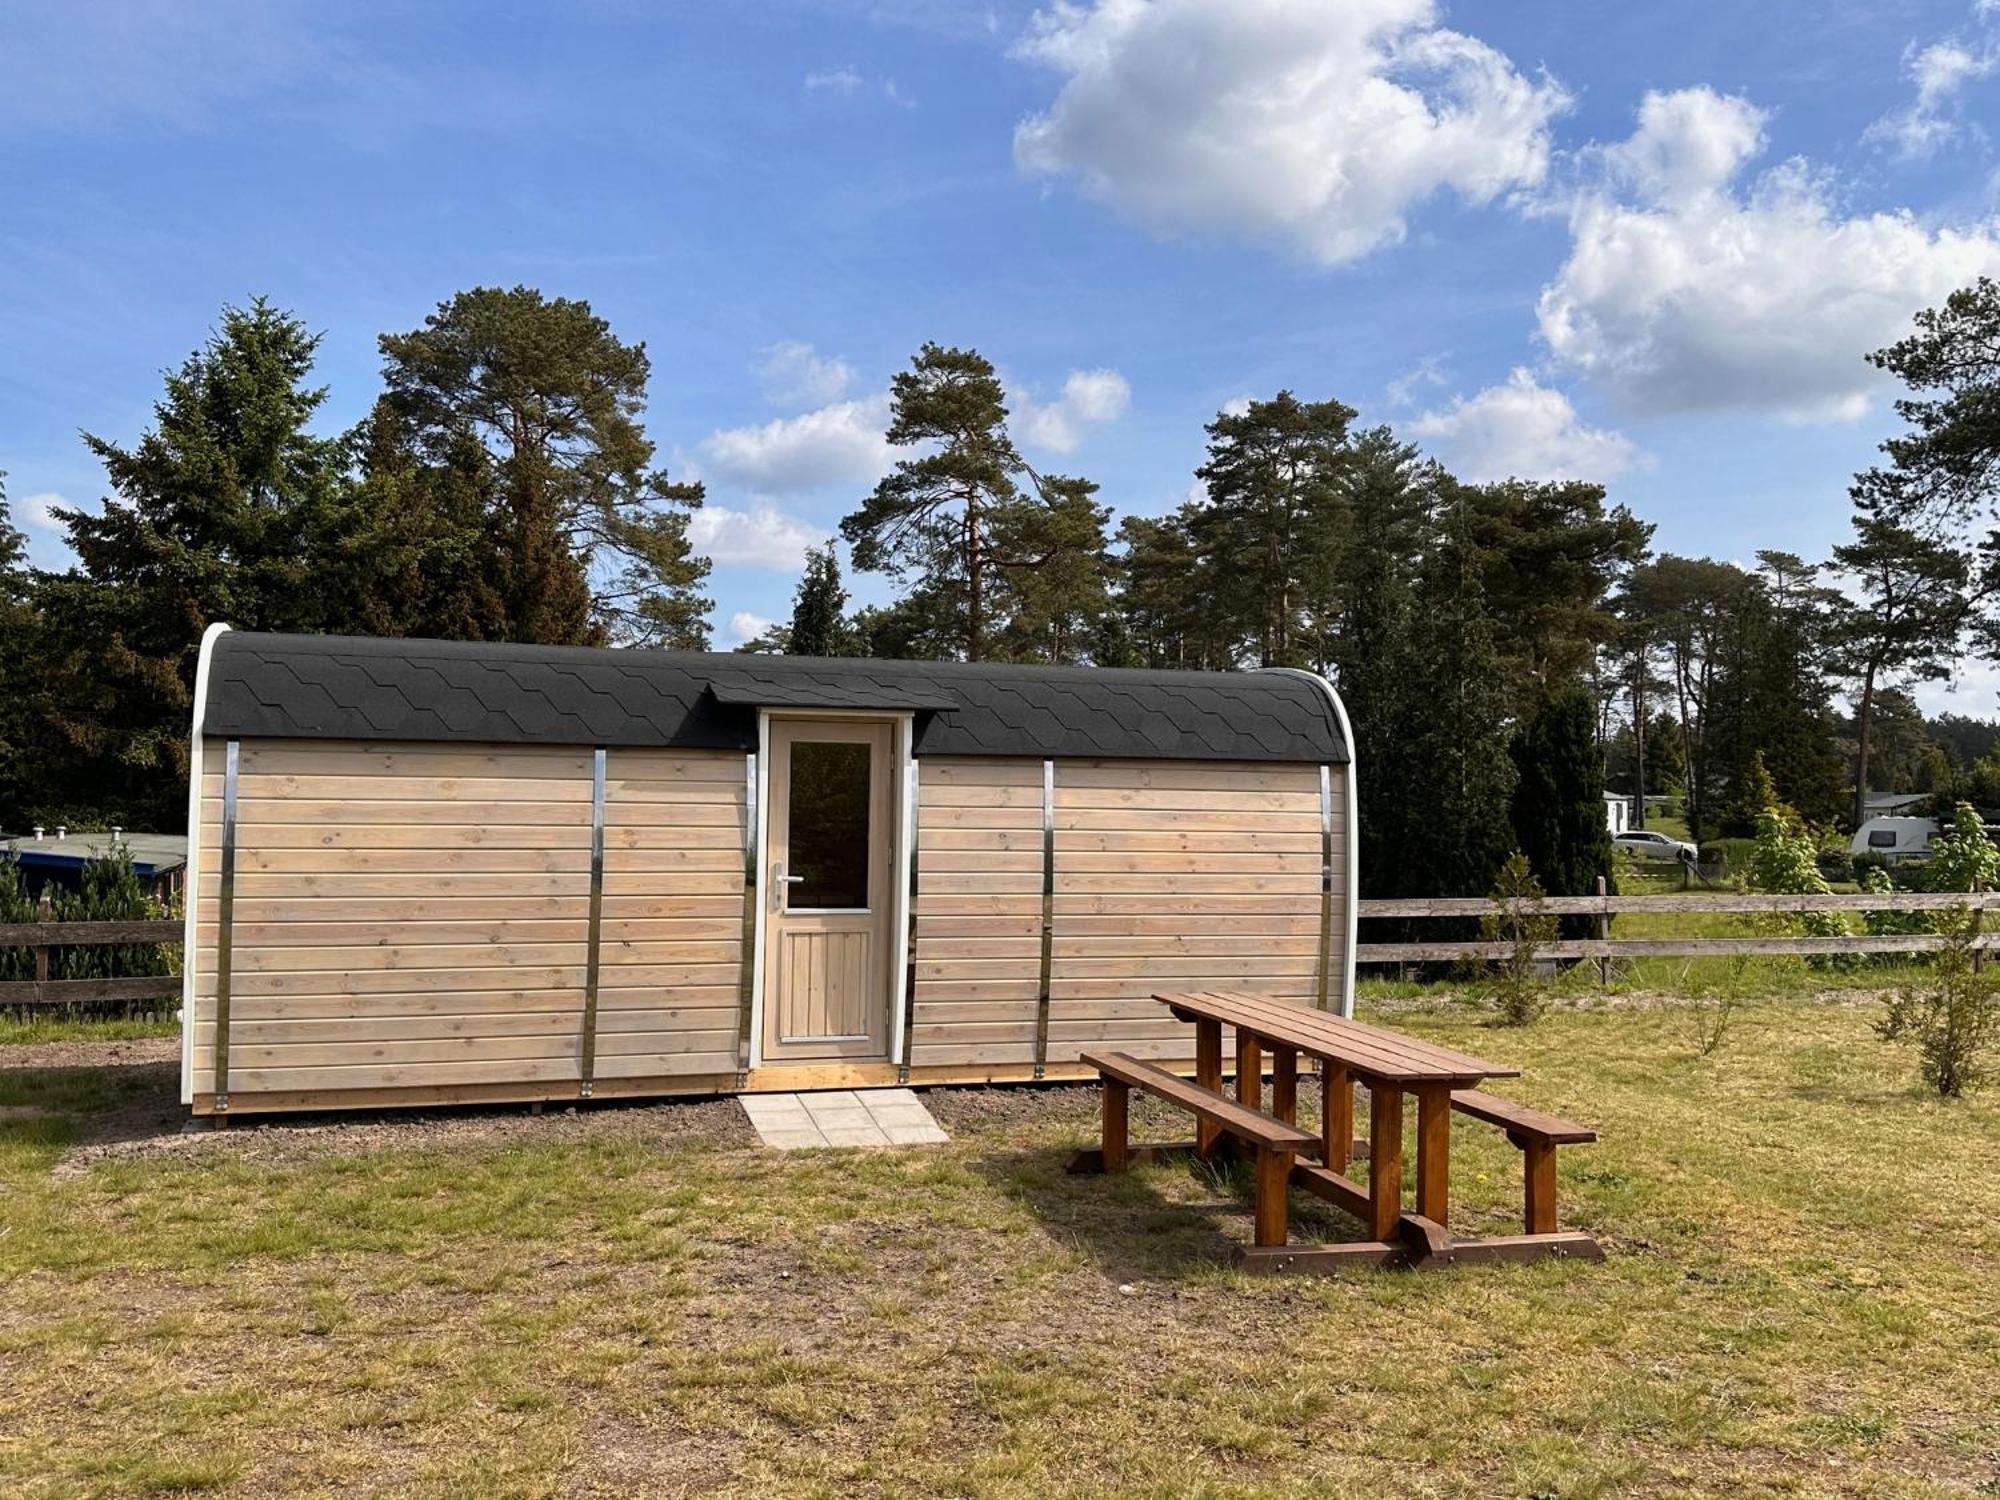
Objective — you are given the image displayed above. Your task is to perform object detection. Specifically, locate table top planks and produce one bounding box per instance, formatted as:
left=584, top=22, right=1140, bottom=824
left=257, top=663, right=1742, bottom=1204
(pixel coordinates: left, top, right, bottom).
left=1154, top=988, right=1518, bottom=1086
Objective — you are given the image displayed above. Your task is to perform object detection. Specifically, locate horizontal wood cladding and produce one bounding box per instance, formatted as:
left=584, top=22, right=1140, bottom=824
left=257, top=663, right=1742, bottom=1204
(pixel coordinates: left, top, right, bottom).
left=597, top=746, right=747, bottom=1079
left=1043, top=759, right=1336, bottom=1065
left=905, top=756, right=1344, bottom=1072
left=909, top=759, right=1041, bottom=1068
left=194, top=739, right=750, bottom=1099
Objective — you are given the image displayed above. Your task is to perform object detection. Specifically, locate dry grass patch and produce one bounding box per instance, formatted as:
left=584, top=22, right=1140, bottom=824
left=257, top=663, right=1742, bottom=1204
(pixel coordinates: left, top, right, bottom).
left=1, top=997, right=1997, bottom=1498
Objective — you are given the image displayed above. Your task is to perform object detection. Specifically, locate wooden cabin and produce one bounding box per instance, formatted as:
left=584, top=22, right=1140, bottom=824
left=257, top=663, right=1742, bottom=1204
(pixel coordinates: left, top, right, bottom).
left=180, top=626, right=1356, bottom=1116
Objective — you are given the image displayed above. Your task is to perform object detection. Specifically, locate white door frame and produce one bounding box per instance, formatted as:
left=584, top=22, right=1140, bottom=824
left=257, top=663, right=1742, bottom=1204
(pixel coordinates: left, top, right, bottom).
left=747, top=708, right=914, bottom=1071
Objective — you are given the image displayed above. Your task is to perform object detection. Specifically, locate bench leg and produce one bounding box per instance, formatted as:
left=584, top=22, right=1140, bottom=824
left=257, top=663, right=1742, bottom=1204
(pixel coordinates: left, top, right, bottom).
left=1523, top=1137, right=1558, bottom=1235
left=1194, top=1018, right=1223, bottom=1160
left=1368, top=1085, right=1402, bottom=1241
left=1103, top=1078, right=1130, bottom=1172
left=1415, top=1084, right=1450, bottom=1229
left=1322, top=1064, right=1352, bottom=1167
left=1271, top=1046, right=1297, bottom=1126
left=1254, top=1146, right=1292, bottom=1248
left=1236, top=1031, right=1262, bottom=1113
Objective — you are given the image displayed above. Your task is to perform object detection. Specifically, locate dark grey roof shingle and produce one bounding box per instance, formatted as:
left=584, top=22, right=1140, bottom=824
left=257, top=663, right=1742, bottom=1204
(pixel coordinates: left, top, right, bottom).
left=202, top=633, right=1348, bottom=764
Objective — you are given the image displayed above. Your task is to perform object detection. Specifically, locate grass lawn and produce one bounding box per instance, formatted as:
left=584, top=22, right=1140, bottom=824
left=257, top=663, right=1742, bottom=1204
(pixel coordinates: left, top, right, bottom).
left=3, top=994, right=1998, bottom=1499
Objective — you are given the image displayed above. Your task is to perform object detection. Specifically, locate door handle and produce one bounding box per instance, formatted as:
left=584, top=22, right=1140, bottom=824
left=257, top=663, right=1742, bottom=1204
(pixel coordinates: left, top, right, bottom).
left=771, top=862, right=804, bottom=911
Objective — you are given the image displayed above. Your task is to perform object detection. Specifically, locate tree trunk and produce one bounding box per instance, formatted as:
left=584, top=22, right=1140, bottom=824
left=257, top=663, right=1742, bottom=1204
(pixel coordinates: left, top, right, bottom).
left=1632, top=659, right=1647, bottom=832
left=965, top=494, right=983, bottom=662
left=1852, top=663, right=1878, bottom=830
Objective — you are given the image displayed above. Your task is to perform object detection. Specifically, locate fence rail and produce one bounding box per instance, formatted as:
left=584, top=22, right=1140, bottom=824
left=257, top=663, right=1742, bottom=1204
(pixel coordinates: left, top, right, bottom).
left=0, top=892, right=1984, bottom=1008
left=0, top=909, right=182, bottom=1011
left=1355, top=889, right=1992, bottom=965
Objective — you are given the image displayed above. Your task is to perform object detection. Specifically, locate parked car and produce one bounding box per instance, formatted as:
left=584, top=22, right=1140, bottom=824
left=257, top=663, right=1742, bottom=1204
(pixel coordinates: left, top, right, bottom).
left=1612, top=829, right=1698, bottom=863
left=1848, top=816, right=1939, bottom=868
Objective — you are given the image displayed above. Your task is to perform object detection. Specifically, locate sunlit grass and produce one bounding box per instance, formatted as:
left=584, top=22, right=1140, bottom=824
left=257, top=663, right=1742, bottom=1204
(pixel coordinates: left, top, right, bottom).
left=1, top=995, right=1996, bottom=1497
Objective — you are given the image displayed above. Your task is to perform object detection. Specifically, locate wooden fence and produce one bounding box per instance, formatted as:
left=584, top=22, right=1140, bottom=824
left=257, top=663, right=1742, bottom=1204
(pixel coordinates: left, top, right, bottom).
left=0, top=911, right=183, bottom=1009
left=1356, top=888, right=1997, bottom=964
left=0, top=889, right=1989, bottom=1014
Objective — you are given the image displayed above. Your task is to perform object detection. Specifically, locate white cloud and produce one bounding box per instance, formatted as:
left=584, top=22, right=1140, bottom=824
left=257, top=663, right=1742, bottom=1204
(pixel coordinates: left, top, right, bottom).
left=723, top=610, right=779, bottom=647
left=17, top=492, right=73, bottom=532
left=1410, top=369, right=1641, bottom=483
left=1012, top=0, right=1569, bottom=265
left=804, top=66, right=865, bottom=94
left=698, top=396, right=894, bottom=494
left=687, top=503, right=830, bottom=571
left=1538, top=86, right=2000, bottom=422
left=1384, top=357, right=1446, bottom=408
left=804, top=65, right=916, bottom=108
left=754, top=341, right=855, bottom=407
left=1219, top=394, right=1255, bottom=418
left=1867, top=15, right=1997, bottom=160
left=1018, top=367, right=1131, bottom=452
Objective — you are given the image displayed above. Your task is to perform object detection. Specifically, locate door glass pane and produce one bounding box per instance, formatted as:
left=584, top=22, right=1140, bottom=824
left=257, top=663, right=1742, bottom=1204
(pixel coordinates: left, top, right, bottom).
left=788, top=740, right=871, bottom=909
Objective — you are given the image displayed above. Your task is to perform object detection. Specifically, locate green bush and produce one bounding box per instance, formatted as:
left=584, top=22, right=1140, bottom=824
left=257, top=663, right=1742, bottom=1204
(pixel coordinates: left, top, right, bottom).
left=1924, top=803, right=1999, bottom=895
left=1878, top=905, right=1997, bottom=1096
left=0, top=843, right=177, bottom=985
left=1478, top=853, right=1556, bottom=1026
left=1747, top=808, right=1851, bottom=966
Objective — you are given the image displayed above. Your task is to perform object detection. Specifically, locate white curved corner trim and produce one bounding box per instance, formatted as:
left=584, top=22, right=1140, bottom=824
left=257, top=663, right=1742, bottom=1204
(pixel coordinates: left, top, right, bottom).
left=180, top=621, right=231, bottom=1104
left=1256, top=667, right=1360, bottom=1019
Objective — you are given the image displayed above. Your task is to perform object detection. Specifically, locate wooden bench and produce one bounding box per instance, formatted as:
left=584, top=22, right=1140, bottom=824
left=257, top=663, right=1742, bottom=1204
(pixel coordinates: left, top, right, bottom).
left=1450, top=1090, right=1597, bottom=1236
left=1077, top=1049, right=1320, bottom=1247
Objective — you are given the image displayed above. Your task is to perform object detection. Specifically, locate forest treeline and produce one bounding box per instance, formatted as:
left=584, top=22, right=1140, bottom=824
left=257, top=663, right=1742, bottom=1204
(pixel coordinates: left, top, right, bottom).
left=6, top=281, right=2000, bottom=910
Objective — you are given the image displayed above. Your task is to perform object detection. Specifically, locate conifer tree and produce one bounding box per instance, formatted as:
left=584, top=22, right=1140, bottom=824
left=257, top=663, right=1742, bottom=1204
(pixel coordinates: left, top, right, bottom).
left=789, top=545, right=850, bottom=657
left=1509, top=685, right=1617, bottom=908
left=371, top=286, right=712, bottom=647
left=34, top=300, right=352, bottom=826
left=1190, top=392, right=1354, bottom=668
left=1390, top=497, right=1517, bottom=902
left=841, top=344, right=1023, bottom=660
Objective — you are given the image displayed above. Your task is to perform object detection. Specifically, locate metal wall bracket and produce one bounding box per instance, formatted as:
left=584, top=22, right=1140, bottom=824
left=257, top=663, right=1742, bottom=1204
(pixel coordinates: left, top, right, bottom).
left=1033, top=758, right=1056, bottom=1080
left=734, top=752, right=758, bottom=1089
left=578, top=747, right=607, bottom=1094
left=1317, top=762, right=1335, bottom=1012
left=212, top=738, right=240, bottom=1106
left=898, top=758, right=921, bottom=1085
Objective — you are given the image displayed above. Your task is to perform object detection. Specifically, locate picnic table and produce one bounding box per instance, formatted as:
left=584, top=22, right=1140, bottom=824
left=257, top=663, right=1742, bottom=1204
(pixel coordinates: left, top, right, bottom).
left=1069, top=989, right=1601, bottom=1272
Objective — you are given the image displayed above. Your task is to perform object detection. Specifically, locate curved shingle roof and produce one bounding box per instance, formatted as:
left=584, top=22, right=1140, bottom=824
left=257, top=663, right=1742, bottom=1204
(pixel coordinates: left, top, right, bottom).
left=201, top=632, right=1348, bottom=764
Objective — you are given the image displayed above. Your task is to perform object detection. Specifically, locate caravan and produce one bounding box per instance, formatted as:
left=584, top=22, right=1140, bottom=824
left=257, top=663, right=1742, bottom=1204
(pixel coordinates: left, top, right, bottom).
left=1849, top=816, right=1939, bottom=868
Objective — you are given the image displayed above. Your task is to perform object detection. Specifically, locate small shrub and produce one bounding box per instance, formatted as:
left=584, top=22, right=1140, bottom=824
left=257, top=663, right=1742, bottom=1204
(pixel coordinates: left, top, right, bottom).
left=1861, top=865, right=1934, bottom=955
left=1688, top=956, right=1750, bottom=1057
left=1877, top=905, right=1998, bottom=1097
left=1478, top=853, right=1556, bottom=1026
left=1747, top=807, right=1850, bottom=966
left=1925, top=802, right=2000, bottom=895
left=1851, top=850, right=1890, bottom=884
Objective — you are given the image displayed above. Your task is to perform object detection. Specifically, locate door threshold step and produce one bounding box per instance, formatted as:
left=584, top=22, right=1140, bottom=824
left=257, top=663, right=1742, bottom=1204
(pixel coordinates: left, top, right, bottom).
left=740, top=1088, right=949, bottom=1150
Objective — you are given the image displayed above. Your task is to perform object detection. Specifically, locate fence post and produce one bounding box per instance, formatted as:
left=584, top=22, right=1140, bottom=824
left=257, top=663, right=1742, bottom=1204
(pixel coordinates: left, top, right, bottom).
left=32, top=887, right=51, bottom=992
left=1595, top=875, right=1610, bottom=990
left=1975, top=878, right=1986, bottom=977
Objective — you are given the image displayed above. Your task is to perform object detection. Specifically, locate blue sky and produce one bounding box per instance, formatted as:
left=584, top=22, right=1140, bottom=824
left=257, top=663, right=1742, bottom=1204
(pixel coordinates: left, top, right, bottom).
left=5, top=0, right=2000, bottom=701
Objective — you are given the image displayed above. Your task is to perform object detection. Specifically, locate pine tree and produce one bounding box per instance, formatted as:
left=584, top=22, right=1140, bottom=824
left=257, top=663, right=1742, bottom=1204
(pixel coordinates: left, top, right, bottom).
left=840, top=344, right=1023, bottom=660
left=1392, top=497, right=1517, bottom=903
left=789, top=545, right=850, bottom=657
left=1509, top=686, right=1617, bottom=911
left=0, top=473, right=39, bottom=829
left=33, top=300, right=352, bottom=827
left=1328, top=428, right=1431, bottom=898
left=1189, top=392, right=1354, bottom=668
left=991, top=474, right=1117, bottom=664
left=371, top=286, right=712, bottom=647
left=1831, top=516, right=1971, bottom=828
